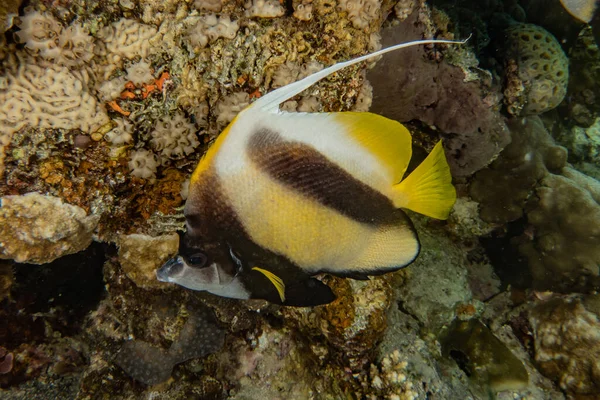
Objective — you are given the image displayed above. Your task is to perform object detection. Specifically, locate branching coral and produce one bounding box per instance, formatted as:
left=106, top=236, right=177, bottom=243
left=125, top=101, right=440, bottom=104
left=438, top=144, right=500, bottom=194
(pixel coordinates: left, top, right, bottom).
left=366, top=350, right=418, bottom=400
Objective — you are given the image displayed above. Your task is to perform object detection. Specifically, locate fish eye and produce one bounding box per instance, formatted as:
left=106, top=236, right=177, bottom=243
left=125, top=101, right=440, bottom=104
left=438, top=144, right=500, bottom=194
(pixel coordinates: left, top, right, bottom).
left=187, top=253, right=208, bottom=268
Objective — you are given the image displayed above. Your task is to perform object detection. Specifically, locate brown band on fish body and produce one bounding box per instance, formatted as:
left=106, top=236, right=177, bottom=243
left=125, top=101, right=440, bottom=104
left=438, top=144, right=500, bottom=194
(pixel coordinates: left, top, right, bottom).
left=247, top=127, right=408, bottom=226
left=184, top=167, right=326, bottom=284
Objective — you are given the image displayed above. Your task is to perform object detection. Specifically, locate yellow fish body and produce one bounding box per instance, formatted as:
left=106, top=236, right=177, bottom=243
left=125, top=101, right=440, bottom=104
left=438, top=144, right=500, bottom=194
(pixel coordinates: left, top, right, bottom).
left=157, top=38, right=463, bottom=306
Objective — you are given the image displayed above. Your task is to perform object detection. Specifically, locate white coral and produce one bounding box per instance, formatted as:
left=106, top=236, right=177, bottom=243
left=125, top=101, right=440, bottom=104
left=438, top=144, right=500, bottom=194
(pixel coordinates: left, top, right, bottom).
left=353, top=80, right=373, bottom=112
left=216, top=92, right=250, bottom=126
left=126, top=60, right=154, bottom=85
left=97, top=18, right=158, bottom=62
left=193, top=0, right=223, bottom=12
left=105, top=118, right=134, bottom=146
left=245, top=0, right=285, bottom=18
left=97, top=76, right=127, bottom=102
left=0, top=63, right=110, bottom=174
left=273, top=60, right=323, bottom=88
left=186, top=14, right=239, bottom=50
left=15, top=10, right=95, bottom=67
left=129, top=149, right=159, bottom=179
left=338, top=0, right=381, bottom=30
left=15, top=10, right=62, bottom=60
left=293, top=2, right=313, bottom=21
left=58, top=23, right=95, bottom=67
left=297, top=96, right=321, bottom=112
left=150, top=112, right=200, bottom=162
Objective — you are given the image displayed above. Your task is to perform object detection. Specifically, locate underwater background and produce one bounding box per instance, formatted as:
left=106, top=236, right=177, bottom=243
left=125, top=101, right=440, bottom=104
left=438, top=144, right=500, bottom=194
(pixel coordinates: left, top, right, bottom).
left=0, top=0, right=599, bottom=399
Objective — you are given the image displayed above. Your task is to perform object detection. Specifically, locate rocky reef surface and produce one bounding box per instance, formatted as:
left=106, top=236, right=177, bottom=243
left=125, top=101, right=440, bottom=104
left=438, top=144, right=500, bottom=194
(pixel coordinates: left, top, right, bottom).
left=1, top=0, right=599, bottom=399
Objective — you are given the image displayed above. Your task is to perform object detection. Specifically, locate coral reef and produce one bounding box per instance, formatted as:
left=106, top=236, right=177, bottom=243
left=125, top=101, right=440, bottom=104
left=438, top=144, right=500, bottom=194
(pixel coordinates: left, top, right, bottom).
left=0, top=63, right=109, bottom=175
left=284, top=275, right=394, bottom=370
left=368, top=13, right=510, bottom=177
left=185, top=14, right=240, bottom=51
left=245, top=0, right=285, bottom=18
left=115, top=302, right=225, bottom=385
left=520, top=167, right=600, bottom=292
left=150, top=112, right=200, bottom=163
left=2, top=0, right=596, bottom=399
left=117, top=233, right=179, bottom=289
left=395, top=217, right=474, bottom=333
left=0, top=193, right=99, bottom=264
left=338, top=0, right=382, bottom=30
left=502, top=23, right=569, bottom=116
left=470, top=116, right=567, bottom=224
left=553, top=116, right=600, bottom=180
left=442, top=318, right=529, bottom=394
left=562, top=26, right=600, bottom=127
left=15, top=10, right=95, bottom=68
left=529, top=294, right=600, bottom=396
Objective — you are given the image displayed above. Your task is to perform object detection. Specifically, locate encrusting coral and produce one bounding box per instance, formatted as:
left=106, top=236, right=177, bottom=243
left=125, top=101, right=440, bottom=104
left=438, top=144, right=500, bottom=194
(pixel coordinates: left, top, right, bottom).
left=529, top=294, right=600, bottom=396
left=117, top=233, right=179, bottom=289
left=0, top=192, right=99, bottom=264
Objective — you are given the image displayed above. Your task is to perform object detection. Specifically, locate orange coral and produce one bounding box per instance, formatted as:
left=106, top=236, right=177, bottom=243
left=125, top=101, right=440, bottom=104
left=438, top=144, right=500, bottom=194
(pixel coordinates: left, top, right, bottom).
left=107, top=100, right=130, bottom=116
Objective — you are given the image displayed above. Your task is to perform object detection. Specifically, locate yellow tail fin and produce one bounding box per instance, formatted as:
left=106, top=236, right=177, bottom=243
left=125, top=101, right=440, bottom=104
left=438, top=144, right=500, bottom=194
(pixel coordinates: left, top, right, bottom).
left=392, top=141, right=456, bottom=220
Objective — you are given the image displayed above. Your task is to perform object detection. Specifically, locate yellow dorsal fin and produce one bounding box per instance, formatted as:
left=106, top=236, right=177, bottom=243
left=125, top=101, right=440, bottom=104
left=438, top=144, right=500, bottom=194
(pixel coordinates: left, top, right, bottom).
left=190, top=116, right=237, bottom=184
left=334, top=112, right=412, bottom=183
left=392, top=141, right=456, bottom=219
left=252, top=267, right=286, bottom=303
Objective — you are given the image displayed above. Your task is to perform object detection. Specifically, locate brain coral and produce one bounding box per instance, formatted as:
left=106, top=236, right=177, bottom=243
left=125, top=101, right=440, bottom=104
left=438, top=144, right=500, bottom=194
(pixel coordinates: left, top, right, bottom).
left=502, top=23, right=569, bottom=116
left=0, top=63, right=109, bottom=175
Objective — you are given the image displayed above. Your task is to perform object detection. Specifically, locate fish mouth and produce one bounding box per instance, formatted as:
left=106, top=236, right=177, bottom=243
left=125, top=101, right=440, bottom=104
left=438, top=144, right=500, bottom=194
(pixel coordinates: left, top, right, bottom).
left=156, top=256, right=184, bottom=282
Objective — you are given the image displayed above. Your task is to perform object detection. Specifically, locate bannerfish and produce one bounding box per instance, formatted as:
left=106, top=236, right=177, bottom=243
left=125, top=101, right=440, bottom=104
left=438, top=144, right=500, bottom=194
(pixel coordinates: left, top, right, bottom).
left=157, top=37, right=465, bottom=306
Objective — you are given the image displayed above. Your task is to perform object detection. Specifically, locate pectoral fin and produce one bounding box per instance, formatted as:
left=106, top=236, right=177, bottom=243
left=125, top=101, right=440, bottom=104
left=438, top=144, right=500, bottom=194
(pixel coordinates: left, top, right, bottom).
left=252, top=266, right=286, bottom=303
